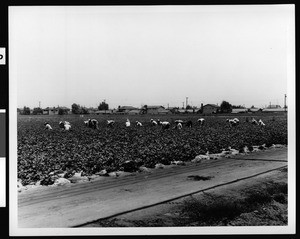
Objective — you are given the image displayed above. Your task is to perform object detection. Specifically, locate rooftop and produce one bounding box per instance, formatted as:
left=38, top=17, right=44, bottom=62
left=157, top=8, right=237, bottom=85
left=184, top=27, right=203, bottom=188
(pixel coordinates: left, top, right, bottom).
left=262, top=108, right=286, bottom=112
left=203, top=104, right=220, bottom=108
left=147, top=105, right=165, bottom=109
left=119, top=106, right=138, bottom=110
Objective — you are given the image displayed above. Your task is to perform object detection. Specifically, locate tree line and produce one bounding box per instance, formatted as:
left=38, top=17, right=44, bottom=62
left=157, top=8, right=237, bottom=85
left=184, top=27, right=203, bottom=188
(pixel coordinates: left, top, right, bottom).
left=20, top=100, right=254, bottom=115
left=71, top=101, right=108, bottom=114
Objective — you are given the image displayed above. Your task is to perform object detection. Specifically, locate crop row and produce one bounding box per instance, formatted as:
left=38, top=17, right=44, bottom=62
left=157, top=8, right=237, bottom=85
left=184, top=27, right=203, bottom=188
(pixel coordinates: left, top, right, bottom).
left=17, top=114, right=287, bottom=185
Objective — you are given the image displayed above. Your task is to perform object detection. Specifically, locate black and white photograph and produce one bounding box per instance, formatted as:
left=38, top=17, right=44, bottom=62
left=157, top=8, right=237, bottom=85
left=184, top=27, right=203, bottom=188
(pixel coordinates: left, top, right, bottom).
left=9, top=5, right=295, bottom=236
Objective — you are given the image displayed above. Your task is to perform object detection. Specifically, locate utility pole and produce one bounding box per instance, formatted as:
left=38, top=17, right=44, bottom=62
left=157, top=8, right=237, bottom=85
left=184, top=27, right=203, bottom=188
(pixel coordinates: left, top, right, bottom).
left=182, top=102, right=184, bottom=109
left=39, top=101, right=41, bottom=108
left=186, top=97, right=188, bottom=109
left=284, top=94, right=287, bottom=111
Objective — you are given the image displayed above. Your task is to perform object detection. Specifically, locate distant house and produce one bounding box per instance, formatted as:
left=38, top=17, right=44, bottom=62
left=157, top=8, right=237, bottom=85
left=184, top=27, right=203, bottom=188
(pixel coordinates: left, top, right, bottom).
left=192, top=108, right=201, bottom=114
left=118, top=106, right=139, bottom=114
left=262, top=104, right=286, bottom=112
left=202, top=104, right=220, bottom=114
left=247, top=107, right=263, bottom=113
left=168, top=107, right=179, bottom=114
left=43, top=106, right=70, bottom=115
left=262, top=108, right=286, bottom=113
left=146, top=105, right=166, bottom=114
left=186, top=109, right=195, bottom=114
left=178, top=109, right=196, bottom=114
left=42, top=109, right=49, bottom=115
left=267, top=105, right=282, bottom=109
left=128, top=109, right=141, bottom=115
left=231, top=108, right=248, bottom=114
left=87, top=108, right=98, bottom=114
left=43, top=107, right=58, bottom=115
left=148, top=106, right=171, bottom=114
left=177, top=109, right=186, bottom=114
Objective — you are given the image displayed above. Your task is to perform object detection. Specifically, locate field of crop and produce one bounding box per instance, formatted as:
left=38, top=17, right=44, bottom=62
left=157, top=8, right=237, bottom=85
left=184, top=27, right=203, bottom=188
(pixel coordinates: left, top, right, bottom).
left=17, top=113, right=287, bottom=186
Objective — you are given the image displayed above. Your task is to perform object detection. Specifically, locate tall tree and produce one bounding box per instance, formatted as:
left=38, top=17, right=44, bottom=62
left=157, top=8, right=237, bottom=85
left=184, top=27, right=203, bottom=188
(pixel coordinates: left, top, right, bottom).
left=220, top=101, right=232, bottom=113
left=32, top=107, right=43, bottom=115
left=58, top=108, right=65, bottom=115
left=81, top=107, right=89, bottom=114
left=71, top=103, right=81, bottom=114
left=98, top=101, right=109, bottom=110
left=232, top=105, right=245, bottom=109
left=141, top=105, right=148, bottom=114
left=23, top=106, right=31, bottom=115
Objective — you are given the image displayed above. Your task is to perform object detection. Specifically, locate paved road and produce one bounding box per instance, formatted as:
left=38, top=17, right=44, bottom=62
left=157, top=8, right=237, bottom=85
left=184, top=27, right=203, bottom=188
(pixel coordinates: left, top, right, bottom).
left=18, top=147, right=287, bottom=228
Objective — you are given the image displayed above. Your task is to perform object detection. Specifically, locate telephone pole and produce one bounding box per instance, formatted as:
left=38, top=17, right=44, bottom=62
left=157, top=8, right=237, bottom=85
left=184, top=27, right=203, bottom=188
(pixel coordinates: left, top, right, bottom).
left=284, top=94, right=287, bottom=111
left=186, top=97, right=188, bottom=109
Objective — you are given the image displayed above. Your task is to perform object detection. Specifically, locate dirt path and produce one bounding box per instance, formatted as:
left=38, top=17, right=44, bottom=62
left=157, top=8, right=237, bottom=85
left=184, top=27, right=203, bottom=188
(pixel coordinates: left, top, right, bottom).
left=82, top=168, right=287, bottom=227
left=18, top=147, right=287, bottom=228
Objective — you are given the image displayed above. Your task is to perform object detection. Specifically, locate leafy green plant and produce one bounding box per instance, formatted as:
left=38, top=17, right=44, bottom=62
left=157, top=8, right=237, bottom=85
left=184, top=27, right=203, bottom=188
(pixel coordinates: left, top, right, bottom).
left=17, top=114, right=287, bottom=185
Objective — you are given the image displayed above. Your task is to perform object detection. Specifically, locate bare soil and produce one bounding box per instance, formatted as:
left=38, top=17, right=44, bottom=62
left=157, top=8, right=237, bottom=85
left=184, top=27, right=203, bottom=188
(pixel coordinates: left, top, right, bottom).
left=82, top=167, right=287, bottom=227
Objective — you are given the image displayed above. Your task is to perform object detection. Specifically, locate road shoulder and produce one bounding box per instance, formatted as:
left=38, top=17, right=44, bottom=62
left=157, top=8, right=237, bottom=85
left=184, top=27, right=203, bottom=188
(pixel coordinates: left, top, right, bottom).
left=82, top=167, right=287, bottom=227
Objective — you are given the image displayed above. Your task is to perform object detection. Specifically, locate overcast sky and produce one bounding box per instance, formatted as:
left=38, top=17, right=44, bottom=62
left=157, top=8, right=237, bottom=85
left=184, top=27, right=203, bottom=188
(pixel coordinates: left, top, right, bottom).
left=9, top=5, right=294, bottom=109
